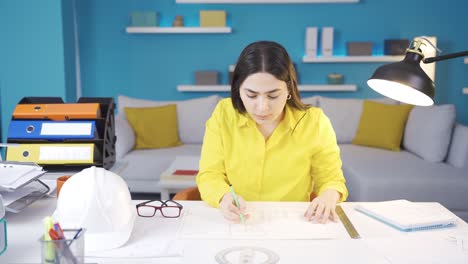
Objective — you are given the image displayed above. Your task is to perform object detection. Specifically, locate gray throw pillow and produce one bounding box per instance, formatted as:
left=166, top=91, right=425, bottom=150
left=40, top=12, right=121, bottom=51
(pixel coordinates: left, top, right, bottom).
left=403, top=104, right=456, bottom=162
left=115, top=114, right=135, bottom=159
left=301, top=96, right=320, bottom=107
left=447, top=124, right=468, bottom=168
left=318, top=97, right=398, bottom=144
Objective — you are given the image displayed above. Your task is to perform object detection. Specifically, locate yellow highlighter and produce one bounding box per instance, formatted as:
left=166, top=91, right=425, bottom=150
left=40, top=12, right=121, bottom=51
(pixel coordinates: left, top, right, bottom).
left=42, top=216, right=55, bottom=263
left=230, top=185, right=245, bottom=224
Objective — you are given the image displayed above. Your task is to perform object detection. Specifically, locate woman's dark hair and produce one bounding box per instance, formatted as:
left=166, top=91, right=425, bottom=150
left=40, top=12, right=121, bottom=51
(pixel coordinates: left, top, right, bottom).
left=231, top=41, right=308, bottom=113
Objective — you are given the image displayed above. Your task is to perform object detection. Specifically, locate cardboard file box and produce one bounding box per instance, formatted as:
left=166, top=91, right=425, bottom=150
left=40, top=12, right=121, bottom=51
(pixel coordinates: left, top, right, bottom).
left=384, top=39, right=409, bottom=55
left=200, top=10, right=226, bottom=27
left=305, top=27, right=318, bottom=57
left=347, top=42, right=373, bottom=56
left=229, top=65, right=235, bottom=85
left=195, top=71, right=219, bottom=85
left=321, top=27, right=334, bottom=57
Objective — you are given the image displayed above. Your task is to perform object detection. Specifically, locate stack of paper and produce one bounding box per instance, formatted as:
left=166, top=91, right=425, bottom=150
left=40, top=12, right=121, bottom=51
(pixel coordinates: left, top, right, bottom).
left=0, top=162, right=48, bottom=213
left=355, top=200, right=458, bottom=232
left=0, top=162, right=45, bottom=191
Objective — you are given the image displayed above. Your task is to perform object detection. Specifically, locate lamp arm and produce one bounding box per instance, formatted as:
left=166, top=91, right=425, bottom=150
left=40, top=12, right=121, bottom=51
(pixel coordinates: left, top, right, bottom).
left=423, top=50, right=468, bottom=63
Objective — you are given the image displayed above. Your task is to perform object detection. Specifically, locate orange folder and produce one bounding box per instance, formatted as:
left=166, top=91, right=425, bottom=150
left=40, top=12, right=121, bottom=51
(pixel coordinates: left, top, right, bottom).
left=13, top=103, right=101, bottom=120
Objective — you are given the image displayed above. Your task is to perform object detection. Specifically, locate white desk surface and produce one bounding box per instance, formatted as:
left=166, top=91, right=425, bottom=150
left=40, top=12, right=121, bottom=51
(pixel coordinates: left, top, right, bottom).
left=2, top=198, right=468, bottom=263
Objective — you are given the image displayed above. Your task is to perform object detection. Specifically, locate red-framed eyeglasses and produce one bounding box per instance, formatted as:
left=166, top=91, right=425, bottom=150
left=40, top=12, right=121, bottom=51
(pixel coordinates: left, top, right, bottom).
left=136, top=200, right=183, bottom=218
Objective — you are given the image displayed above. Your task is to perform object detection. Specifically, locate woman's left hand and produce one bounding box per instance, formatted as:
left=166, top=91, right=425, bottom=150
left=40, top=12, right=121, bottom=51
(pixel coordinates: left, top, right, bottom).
left=304, top=189, right=340, bottom=224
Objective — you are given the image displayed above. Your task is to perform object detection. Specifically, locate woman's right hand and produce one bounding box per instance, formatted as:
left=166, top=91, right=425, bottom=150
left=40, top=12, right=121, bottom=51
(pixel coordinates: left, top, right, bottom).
left=219, top=192, right=249, bottom=223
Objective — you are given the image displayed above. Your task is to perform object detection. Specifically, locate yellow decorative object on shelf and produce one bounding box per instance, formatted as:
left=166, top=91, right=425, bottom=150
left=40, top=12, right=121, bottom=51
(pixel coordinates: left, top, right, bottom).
left=200, top=10, right=226, bottom=27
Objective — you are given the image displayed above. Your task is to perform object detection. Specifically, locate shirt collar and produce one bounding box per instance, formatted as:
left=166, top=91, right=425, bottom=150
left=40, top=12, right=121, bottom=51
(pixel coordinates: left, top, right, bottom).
left=238, top=112, right=250, bottom=127
left=237, top=104, right=306, bottom=130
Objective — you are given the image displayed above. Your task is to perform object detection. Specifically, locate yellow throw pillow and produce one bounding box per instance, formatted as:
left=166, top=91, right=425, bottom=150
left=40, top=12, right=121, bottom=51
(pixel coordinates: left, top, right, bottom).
left=124, top=104, right=182, bottom=149
left=352, top=101, right=413, bottom=151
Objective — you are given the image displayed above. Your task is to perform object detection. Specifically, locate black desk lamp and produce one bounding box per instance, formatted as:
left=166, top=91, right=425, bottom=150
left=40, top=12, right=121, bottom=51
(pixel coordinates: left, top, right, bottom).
left=368, top=39, right=468, bottom=106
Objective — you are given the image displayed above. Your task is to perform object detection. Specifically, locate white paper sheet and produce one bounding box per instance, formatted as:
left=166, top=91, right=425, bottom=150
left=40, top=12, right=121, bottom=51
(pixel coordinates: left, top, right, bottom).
left=178, top=203, right=348, bottom=240
left=364, top=235, right=468, bottom=263
left=86, top=216, right=183, bottom=258
left=39, top=146, right=92, bottom=161
left=41, top=122, right=92, bottom=136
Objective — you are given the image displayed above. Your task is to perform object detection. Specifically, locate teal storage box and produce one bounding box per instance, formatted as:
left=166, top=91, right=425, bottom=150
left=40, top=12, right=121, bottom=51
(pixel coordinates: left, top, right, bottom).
left=131, top=11, right=158, bottom=27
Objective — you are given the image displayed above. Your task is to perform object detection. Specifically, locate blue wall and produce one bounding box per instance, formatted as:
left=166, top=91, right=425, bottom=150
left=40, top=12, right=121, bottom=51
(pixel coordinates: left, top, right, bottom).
left=62, top=0, right=78, bottom=103
left=0, top=0, right=76, bottom=141
left=76, top=0, right=468, bottom=123
left=1, top=0, right=468, bottom=143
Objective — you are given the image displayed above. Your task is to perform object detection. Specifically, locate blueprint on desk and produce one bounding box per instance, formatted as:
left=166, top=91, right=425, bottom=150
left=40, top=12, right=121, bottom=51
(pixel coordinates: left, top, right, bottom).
left=178, top=203, right=349, bottom=240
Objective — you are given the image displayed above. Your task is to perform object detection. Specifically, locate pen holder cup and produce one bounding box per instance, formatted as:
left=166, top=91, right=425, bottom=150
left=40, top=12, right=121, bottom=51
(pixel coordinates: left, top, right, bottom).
left=56, top=176, right=72, bottom=198
left=40, top=228, right=85, bottom=264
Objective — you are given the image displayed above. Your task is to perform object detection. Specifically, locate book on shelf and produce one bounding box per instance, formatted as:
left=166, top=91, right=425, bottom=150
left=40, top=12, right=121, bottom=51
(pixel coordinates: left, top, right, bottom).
left=172, top=170, right=198, bottom=176
left=354, top=199, right=458, bottom=232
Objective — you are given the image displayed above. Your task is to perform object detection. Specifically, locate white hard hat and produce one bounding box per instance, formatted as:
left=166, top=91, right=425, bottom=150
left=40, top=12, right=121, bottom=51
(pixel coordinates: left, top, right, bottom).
left=53, top=166, right=136, bottom=251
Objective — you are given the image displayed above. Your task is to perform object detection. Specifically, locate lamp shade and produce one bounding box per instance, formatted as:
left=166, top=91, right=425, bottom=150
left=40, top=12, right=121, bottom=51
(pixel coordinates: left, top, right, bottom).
left=367, top=52, right=435, bottom=106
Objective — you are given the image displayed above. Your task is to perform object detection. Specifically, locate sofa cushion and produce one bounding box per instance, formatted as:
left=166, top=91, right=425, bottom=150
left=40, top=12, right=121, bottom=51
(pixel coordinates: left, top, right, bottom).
left=447, top=124, right=468, bottom=168
left=118, top=95, right=221, bottom=144
left=115, top=114, right=135, bottom=159
left=339, top=144, right=468, bottom=211
left=316, top=97, right=398, bottom=144
left=301, top=96, right=320, bottom=107
left=352, top=101, right=413, bottom=151
left=118, top=144, right=202, bottom=182
left=124, top=105, right=182, bottom=149
left=403, top=104, right=456, bottom=162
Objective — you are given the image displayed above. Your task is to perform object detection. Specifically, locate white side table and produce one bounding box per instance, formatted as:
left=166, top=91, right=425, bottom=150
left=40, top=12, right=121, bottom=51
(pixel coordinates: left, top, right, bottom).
left=158, top=156, right=199, bottom=200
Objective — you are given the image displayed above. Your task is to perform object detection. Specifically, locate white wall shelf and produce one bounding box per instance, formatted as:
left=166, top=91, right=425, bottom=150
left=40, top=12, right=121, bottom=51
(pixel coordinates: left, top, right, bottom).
left=178, top=85, right=230, bottom=92
left=176, top=0, right=358, bottom=3
left=126, top=27, right=232, bottom=34
left=303, top=55, right=404, bottom=63
left=463, top=88, right=468, bottom=94
left=178, top=84, right=356, bottom=92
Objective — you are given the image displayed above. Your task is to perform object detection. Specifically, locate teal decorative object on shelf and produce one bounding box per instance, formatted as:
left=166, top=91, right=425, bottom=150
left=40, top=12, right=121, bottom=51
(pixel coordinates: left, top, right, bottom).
left=130, top=11, right=158, bottom=27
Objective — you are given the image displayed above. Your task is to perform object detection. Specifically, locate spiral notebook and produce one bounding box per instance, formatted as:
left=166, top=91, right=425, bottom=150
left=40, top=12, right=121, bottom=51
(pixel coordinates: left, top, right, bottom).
left=355, top=200, right=457, bottom=232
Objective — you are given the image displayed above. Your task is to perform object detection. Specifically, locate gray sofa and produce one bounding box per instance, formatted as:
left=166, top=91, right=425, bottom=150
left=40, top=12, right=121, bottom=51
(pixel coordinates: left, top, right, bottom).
left=115, top=95, right=468, bottom=221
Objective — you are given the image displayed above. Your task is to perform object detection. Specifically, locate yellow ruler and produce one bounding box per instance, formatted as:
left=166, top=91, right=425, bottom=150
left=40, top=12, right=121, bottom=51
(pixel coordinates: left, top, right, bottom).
left=336, top=205, right=361, bottom=239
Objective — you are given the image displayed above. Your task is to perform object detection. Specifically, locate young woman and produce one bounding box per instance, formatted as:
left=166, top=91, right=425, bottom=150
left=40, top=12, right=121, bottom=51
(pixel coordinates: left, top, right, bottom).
left=196, top=41, right=348, bottom=224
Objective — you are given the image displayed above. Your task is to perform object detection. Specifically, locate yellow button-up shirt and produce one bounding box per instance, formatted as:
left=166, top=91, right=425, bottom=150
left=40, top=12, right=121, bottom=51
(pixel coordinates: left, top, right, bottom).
left=196, top=98, right=348, bottom=208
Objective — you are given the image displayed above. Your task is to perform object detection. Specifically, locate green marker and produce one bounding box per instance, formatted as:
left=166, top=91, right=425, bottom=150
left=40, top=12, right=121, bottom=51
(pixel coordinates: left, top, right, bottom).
left=230, top=185, right=245, bottom=224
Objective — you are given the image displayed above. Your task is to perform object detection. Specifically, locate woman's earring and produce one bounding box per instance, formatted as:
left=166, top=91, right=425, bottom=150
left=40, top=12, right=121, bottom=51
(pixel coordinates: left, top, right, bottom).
left=287, top=94, right=292, bottom=100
